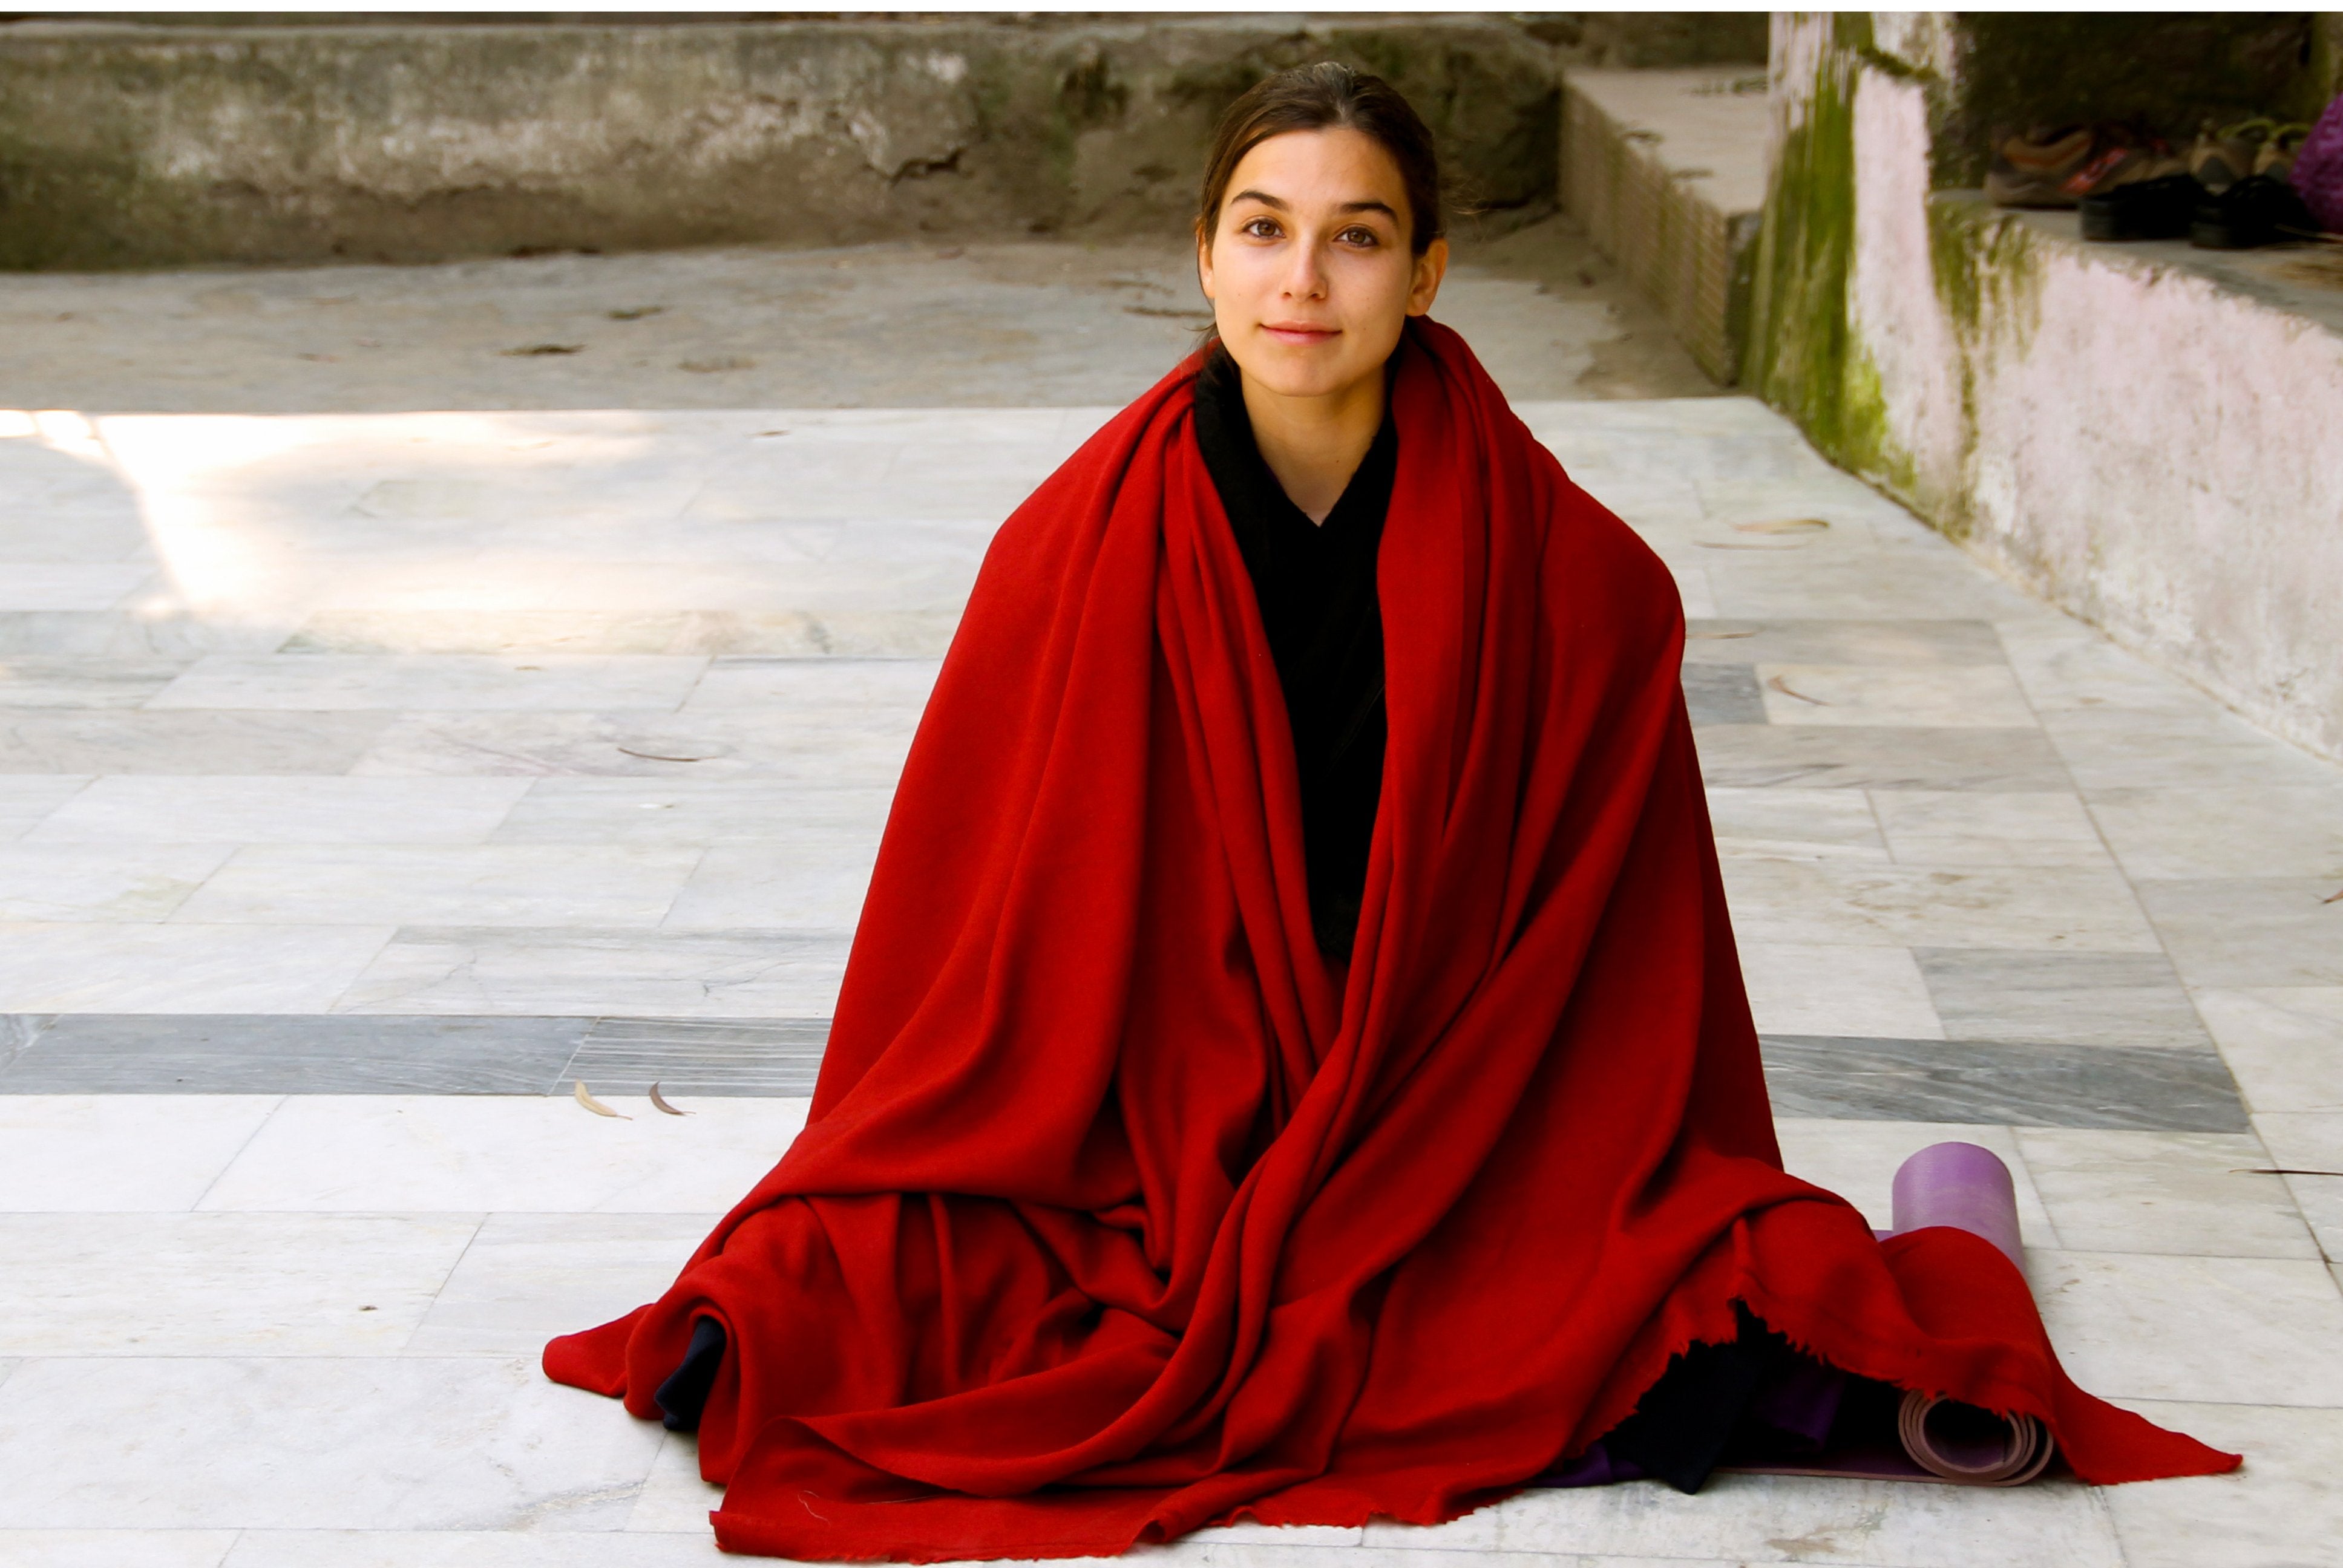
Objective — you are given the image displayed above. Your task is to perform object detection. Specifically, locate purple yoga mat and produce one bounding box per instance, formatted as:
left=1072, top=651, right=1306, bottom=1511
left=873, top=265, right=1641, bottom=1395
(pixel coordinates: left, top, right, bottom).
left=1539, top=1143, right=2053, bottom=1489
left=1889, top=1140, right=2024, bottom=1269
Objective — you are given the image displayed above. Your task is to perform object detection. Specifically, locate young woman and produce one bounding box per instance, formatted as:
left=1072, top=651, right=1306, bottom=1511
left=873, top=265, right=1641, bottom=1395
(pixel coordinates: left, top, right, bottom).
left=545, top=64, right=2234, bottom=1560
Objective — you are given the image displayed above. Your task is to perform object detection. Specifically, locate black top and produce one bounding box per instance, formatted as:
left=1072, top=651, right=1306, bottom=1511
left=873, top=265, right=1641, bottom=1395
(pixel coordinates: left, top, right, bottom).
left=1190, top=342, right=1397, bottom=960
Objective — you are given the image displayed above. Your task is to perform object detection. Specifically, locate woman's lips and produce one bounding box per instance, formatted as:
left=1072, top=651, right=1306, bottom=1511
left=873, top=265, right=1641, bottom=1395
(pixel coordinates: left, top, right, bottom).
left=1261, top=322, right=1339, bottom=345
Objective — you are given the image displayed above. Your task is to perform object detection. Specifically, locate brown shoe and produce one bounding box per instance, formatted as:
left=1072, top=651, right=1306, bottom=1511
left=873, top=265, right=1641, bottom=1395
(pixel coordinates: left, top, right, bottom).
left=1986, top=126, right=2094, bottom=207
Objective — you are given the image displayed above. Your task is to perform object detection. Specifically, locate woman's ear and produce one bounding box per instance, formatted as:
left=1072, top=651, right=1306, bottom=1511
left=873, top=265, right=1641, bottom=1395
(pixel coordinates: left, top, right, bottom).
left=1405, top=236, right=1449, bottom=318
left=1194, top=223, right=1217, bottom=302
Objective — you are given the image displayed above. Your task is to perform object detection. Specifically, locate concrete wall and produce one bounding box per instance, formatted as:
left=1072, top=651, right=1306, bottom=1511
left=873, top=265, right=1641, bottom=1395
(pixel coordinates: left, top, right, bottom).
left=0, top=13, right=1574, bottom=270
left=1745, top=12, right=2343, bottom=762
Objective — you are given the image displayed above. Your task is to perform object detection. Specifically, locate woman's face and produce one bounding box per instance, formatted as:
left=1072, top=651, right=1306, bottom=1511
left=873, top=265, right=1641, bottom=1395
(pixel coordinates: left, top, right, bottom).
left=1196, top=127, right=1449, bottom=402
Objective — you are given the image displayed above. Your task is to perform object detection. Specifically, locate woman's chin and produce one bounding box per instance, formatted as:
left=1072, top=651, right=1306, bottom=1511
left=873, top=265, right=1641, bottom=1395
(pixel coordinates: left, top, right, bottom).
left=1233, top=350, right=1377, bottom=402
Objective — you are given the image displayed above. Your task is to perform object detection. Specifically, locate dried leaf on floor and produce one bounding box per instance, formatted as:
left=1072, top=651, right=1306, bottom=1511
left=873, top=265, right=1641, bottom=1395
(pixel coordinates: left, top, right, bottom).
left=503, top=343, right=584, bottom=356
left=649, top=1082, right=692, bottom=1116
left=1767, top=674, right=1829, bottom=706
left=1732, top=517, right=1830, bottom=535
left=575, top=1080, right=631, bottom=1119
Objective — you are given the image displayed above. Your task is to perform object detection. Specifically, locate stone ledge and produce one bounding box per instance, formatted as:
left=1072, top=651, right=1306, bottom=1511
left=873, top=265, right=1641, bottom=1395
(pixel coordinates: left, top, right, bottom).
left=1945, top=192, right=2343, bottom=343
left=1559, top=66, right=1772, bottom=384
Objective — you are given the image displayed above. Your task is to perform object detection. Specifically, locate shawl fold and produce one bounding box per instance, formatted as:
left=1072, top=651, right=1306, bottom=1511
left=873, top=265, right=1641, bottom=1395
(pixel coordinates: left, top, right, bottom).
left=545, top=318, right=2237, bottom=1561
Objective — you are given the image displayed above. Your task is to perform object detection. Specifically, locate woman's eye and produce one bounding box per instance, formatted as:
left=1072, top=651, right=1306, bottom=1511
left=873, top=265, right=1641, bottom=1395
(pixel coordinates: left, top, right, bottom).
left=1340, top=227, right=1380, bottom=247
left=1242, top=217, right=1280, bottom=239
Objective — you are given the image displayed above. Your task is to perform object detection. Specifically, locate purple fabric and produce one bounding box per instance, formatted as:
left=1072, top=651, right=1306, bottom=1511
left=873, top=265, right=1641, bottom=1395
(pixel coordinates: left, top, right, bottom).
left=1890, top=1142, right=2024, bottom=1269
left=2296, top=93, right=2343, bottom=232
left=1535, top=1442, right=1645, bottom=1487
left=1746, top=1351, right=1846, bottom=1448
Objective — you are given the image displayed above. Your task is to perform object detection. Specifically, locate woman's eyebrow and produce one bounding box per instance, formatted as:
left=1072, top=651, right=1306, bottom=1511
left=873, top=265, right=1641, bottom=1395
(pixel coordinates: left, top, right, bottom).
left=1228, top=190, right=1398, bottom=223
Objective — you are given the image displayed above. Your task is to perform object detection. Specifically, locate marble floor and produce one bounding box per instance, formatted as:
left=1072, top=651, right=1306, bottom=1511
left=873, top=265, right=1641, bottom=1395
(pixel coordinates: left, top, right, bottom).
left=3, top=246, right=2341, bottom=1567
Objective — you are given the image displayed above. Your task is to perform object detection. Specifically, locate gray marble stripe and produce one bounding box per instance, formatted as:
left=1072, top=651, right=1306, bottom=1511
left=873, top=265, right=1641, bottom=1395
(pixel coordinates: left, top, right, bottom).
left=568, top=1016, right=830, bottom=1096
left=1682, top=664, right=1768, bottom=727
left=0, top=1015, right=2253, bottom=1129
left=0, top=1014, right=591, bottom=1095
left=1760, top=1033, right=2250, bottom=1132
left=0, top=1013, right=838, bottom=1097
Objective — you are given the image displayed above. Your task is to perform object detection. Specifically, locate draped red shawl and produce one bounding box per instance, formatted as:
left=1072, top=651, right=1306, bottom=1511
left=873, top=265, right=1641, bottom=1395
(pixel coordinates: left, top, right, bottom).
left=545, top=318, right=2238, bottom=1560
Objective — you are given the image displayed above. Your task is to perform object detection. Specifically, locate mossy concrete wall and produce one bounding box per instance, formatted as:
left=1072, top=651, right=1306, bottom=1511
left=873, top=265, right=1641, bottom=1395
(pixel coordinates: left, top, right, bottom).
left=1744, top=11, right=2343, bottom=762
left=0, top=14, right=1582, bottom=270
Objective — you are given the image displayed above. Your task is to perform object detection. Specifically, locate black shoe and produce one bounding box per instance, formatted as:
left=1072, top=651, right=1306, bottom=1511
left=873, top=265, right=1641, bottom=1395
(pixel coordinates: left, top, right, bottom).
left=2080, top=174, right=2200, bottom=241
left=2191, top=174, right=2318, bottom=249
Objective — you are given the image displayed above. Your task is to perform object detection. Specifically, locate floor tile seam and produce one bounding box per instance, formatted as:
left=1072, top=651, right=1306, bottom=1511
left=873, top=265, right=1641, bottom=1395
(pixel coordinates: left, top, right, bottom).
left=398, top=1209, right=492, bottom=1356
left=183, top=1093, right=290, bottom=1214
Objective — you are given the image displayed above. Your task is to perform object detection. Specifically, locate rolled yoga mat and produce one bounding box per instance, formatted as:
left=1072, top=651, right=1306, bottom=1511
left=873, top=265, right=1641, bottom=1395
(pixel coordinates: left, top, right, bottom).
left=1878, top=1142, right=2053, bottom=1485
left=1726, top=1142, right=2053, bottom=1486
left=1538, top=1142, right=2056, bottom=1489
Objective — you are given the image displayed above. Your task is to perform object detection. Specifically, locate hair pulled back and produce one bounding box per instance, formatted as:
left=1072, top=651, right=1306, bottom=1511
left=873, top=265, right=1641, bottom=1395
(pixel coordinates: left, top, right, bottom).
left=1196, top=62, right=1444, bottom=256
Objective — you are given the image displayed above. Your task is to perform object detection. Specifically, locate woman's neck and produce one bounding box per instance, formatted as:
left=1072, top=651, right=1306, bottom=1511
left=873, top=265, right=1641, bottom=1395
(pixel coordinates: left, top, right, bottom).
left=1237, top=362, right=1386, bottom=526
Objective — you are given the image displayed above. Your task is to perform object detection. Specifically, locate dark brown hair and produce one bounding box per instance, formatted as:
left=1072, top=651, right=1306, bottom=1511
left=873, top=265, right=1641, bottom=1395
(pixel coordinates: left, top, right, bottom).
left=1196, top=62, right=1445, bottom=256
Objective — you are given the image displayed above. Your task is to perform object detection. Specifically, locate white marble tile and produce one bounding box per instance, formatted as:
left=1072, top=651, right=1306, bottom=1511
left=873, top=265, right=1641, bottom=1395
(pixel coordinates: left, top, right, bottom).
left=625, top=1428, right=729, bottom=1535
left=2100, top=1399, right=2343, bottom=1568
left=0, top=842, right=231, bottom=920
left=0, top=709, right=395, bottom=774
left=0, top=564, right=152, bottom=610
left=2248, top=1112, right=2343, bottom=1262
left=2195, top=987, right=2343, bottom=1113
left=2012, top=1128, right=2318, bottom=1258
left=28, top=776, right=532, bottom=844
left=409, top=1212, right=716, bottom=1357
left=1702, top=786, right=1889, bottom=862
left=2134, top=880, right=2343, bottom=988
left=0, top=1212, right=480, bottom=1353
left=350, top=708, right=917, bottom=783
left=2041, top=706, right=2341, bottom=792
left=221, top=1532, right=727, bottom=1566
left=1719, top=860, right=2161, bottom=952
left=678, top=656, right=941, bottom=713
left=1354, top=1470, right=2123, bottom=1566
left=1754, top=664, right=2037, bottom=728
left=1869, top=791, right=2112, bottom=869
left=148, top=653, right=709, bottom=711
left=1738, top=942, right=1944, bottom=1039
left=0, top=1095, right=282, bottom=1212
left=1706, top=553, right=2040, bottom=619
left=661, top=842, right=877, bottom=931
left=491, top=779, right=894, bottom=845
left=333, top=928, right=847, bottom=1017
left=1772, top=1117, right=2058, bottom=1250
left=0, top=775, right=91, bottom=841
left=0, top=1532, right=238, bottom=1568
left=172, top=844, right=702, bottom=926
left=2025, top=1248, right=2343, bottom=1405
left=198, top=1094, right=810, bottom=1213
left=0, top=923, right=392, bottom=1011
left=0, top=655, right=189, bottom=707
left=1993, top=622, right=2218, bottom=716
left=2087, top=785, right=2343, bottom=880
left=0, top=1356, right=661, bottom=1530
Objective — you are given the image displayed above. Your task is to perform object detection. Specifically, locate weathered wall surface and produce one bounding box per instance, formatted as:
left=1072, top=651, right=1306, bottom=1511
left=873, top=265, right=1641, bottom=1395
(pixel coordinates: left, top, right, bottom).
left=0, top=13, right=1590, bottom=270
left=1745, top=11, right=2343, bottom=761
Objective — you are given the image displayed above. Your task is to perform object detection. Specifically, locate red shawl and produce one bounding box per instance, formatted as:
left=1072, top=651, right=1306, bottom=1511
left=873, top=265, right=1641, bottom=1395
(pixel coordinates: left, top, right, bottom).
left=545, top=318, right=2237, bottom=1560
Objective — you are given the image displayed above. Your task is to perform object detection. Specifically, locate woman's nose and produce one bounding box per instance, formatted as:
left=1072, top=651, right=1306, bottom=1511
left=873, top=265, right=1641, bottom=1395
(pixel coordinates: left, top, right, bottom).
left=1280, top=239, right=1328, bottom=300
